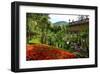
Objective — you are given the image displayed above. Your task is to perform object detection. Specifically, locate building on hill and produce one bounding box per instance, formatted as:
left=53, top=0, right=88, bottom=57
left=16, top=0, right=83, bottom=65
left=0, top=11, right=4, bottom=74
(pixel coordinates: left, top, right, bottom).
left=66, top=18, right=89, bottom=54
left=68, top=18, right=89, bottom=33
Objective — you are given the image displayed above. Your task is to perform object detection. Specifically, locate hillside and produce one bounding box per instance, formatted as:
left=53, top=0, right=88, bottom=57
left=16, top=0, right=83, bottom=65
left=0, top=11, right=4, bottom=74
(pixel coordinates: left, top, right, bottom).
left=53, top=21, right=68, bottom=26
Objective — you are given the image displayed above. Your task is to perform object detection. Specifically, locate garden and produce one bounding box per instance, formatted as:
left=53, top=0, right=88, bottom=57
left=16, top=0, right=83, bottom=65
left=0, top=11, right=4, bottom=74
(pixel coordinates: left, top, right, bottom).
left=26, top=13, right=89, bottom=60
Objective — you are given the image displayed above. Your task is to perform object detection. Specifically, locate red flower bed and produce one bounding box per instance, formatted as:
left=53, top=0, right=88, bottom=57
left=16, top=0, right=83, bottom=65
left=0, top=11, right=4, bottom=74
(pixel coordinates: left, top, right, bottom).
left=26, top=44, right=76, bottom=60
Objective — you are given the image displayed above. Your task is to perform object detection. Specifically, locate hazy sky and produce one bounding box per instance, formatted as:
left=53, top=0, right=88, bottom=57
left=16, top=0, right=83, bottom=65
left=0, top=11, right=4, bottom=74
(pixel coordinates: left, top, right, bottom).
left=49, top=14, right=79, bottom=23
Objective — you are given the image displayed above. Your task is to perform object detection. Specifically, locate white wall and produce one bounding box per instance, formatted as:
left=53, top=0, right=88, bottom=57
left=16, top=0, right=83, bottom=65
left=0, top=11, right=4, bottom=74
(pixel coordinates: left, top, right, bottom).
left=0, top=0, right=99, bottom=74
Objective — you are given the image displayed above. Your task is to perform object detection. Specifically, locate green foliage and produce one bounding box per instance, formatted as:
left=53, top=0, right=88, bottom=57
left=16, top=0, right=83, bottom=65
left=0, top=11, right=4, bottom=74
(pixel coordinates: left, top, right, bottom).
left=26, top=13, right=89, bottom=58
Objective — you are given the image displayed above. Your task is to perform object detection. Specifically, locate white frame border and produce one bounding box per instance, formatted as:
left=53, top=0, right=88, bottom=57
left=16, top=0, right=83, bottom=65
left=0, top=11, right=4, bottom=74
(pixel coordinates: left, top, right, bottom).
left=19, top=5, right=95, bottom=69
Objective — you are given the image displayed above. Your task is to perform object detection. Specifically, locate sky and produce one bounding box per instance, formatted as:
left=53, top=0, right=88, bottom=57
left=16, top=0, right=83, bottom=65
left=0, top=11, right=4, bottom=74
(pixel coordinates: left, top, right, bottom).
left=49, top=14, right=80, bottom=23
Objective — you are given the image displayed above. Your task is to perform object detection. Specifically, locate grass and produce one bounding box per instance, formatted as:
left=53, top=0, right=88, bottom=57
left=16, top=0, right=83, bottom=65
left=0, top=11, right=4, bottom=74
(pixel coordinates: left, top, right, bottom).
left=29, top=37, right=41, bottom=44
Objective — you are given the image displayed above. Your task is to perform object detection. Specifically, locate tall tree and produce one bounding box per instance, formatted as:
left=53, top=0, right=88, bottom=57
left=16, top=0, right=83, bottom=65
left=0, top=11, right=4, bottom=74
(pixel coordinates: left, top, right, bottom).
left=26, top=13, right=51, bottom=44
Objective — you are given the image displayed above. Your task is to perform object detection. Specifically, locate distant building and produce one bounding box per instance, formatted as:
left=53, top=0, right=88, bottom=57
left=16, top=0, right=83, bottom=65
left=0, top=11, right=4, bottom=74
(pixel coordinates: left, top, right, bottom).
left=68, top=18, right=89, bottom=33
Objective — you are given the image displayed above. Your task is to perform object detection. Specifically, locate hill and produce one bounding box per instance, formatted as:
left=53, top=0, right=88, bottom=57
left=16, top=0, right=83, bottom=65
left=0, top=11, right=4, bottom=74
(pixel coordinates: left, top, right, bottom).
left=53, top=21, right=68, bottom=26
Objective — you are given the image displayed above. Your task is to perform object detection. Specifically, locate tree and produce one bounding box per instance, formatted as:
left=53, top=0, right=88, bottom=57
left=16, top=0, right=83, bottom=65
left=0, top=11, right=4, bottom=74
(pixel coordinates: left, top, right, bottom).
left=26, top=13, right=51, bottom=44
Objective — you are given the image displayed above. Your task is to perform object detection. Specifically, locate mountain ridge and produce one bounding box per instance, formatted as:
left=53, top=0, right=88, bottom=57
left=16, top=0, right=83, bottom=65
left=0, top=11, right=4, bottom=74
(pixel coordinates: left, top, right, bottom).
left=53, top=21, right=68, bottom=26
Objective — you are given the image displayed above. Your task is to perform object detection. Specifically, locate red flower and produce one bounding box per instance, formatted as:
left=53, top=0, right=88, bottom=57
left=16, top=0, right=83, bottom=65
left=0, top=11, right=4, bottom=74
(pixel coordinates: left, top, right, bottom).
left=26, top=44, right=76, bottom=60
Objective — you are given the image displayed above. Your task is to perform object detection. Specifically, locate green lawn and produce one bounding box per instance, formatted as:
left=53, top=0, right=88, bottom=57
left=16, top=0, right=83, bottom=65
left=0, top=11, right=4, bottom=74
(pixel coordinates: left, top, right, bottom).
left=29, top=37, right=41, bottom=44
